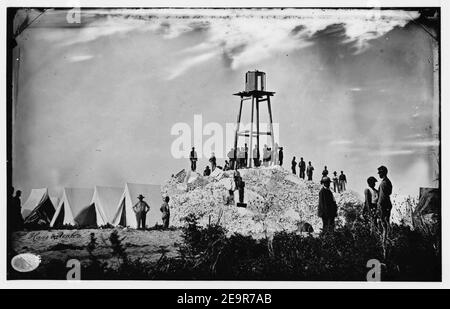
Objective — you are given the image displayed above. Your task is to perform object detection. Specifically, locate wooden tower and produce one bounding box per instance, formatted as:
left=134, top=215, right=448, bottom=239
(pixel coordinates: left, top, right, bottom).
left=233, top=70, right=276, bottom=168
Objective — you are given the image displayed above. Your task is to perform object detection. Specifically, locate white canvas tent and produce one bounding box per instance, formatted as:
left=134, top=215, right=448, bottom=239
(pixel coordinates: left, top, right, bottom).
left=22, top=188, right=56, bottom=226
left=112, top=183, right=162, bottom=228
left=90, top=186, right=123, bottom=226
left=50, top=188, right=95, bottom=227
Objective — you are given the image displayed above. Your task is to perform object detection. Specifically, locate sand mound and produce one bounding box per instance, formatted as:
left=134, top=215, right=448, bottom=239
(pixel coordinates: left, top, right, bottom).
left=163, top=166, right=362, bottom=238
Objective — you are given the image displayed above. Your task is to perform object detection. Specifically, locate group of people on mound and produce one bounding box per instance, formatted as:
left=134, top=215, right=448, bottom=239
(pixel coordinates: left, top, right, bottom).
left=189, top=144, right=285, bottom=175
left=317, top=165, right=393, bottom=244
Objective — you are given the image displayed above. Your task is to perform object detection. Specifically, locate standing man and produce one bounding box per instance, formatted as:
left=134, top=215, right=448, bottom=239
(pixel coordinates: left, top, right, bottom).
left=306, top=161, right=314, bottom=181
left=299, top=157, right=306, bottom=179
left=339, top=171, right=347, bottom=192
left=364, top=176, right=379, bottom=234
left=133, top=194, right=150, bottom=230
left=278, top=147, right=284, bottom=166
left=291, top=157, right=297, bottom=175
left=332, top=171, right=339, bottom=193
left=190, top=147, right=198, bottom=172
left=244, top=143, right=249, bottom=167
left=253, top=144, right=259, bottom=167
left=10, top=189, right=23, bottom=231
left=234, top=171, right=245, bottom=205
left=209, top=152, right=217, bottom=171
left=317, top=177, right=337, bottom=233
left=377, top=166, right=393, bottom=245
left=228, top=148, right=235, bottom=170
left=160, top=196, right=170, bottom=229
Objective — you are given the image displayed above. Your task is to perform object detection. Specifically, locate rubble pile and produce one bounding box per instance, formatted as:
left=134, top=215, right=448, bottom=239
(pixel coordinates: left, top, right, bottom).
left=162, top=166, right=363, bottom=238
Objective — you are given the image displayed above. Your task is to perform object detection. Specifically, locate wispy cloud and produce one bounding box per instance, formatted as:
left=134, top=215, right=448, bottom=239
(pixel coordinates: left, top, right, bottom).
left=67, top=54, right=94, bottom=62
left=329, top=139, right=354, bottom=146
left=30, top=8, right=420, bottom=79
left=166, top=51, right=217, bottom=80
left=369, top=149, right=415, bottom=156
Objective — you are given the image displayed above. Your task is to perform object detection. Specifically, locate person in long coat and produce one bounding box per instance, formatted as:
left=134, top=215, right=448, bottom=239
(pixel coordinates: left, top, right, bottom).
left=318, top=177, right=337, bottom=233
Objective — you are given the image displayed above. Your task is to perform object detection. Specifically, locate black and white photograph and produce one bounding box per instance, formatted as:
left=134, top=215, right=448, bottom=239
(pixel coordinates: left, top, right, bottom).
left=3, top=1, right=445, bottom=286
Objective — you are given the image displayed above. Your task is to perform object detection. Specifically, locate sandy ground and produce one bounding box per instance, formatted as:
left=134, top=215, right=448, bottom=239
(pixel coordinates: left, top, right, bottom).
left=11, top=228, right=183, bottom=271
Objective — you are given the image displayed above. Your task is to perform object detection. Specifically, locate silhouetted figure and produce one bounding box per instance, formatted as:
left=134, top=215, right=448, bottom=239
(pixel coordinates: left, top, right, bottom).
left=240, top=147, right=246, bottom=168
left=339, top=171, right=347, bottom=192
left=228, top=148, right=236, bottom=170
left=253, top=145, right=260, bottom=167
left=364, top=176, right=379, bottom=234
left=262, top=145, right=269, bottom=167
left=160, top=196, right=170, bottom=229
left=209, top=152, right=217, bottom=171
left=10, top=189, right=23, bottom=231
left=291, top=157, right=297, bottom=175
left=278, top=147, right=284, bottom=166
left=299, top=157, right=306, bottom=179
left=234, top=171, right=245, bottom=205
left=133, top=194, right=150, bottom=230
left=244, top=143, right=249, bottom=167
left=306, top=161, right=314, bottom=181
left=322, top=166, right=329, bottom=177
left=332, top=171, right=339, bottom=193
left=203, top=166, right=211, bottom=176
left=318, top=177, right=337, bottom=233
left=377, top=166, right=393, bottom=245
left=190, top=147, right=198, bottom=172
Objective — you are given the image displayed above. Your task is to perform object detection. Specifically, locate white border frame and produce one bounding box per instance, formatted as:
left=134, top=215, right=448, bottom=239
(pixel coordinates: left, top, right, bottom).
left=0, top=0, right=447, bottom=289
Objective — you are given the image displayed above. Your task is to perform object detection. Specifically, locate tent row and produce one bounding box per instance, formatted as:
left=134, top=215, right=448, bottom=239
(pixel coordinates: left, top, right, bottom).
left=21, top=183, right=162, bottom=229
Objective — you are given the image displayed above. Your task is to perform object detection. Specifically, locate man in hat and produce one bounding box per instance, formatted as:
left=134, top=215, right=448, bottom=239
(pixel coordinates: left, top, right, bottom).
left=190, top=147, right=198, bottom=172
left=377, top=165, right=393, bottom=243
left=234, top=171, right=245, bottom=205
left=133, top=194, right=150, bottom=230
left=332, top=171, right=339, bottom=193
left=364, top=176, right=379, bottom=234
left=278, top=147, right=284, bottom=166
left=306, top=161, right=314, bottom=181
left=160, top=196, right=170, bottom=229
left=209, top=152, right=217, bottom=171
left=291, top=156, right=297, bottom=175
left=317, top=177, right=337, bottom=233
left=227, top=148, right=235, bottom=170
left=339, top=171, right=347, bottom=192
left=253, top=144, right=260, bottom=167
left=299, top=157, right=306, bottom=179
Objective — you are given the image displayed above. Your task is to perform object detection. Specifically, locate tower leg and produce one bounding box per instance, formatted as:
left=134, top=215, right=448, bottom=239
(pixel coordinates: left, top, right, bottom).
left=233, top=98, right=244, bottom=170
left=256, top=98, right=260, bottom=166
left=267, top=95, right=276, bottom=164
left=248, top=96, right=255, bottom=168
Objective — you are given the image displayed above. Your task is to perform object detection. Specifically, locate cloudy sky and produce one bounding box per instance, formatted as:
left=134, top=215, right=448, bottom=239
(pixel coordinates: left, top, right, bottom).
left=12, top=8, right=439, bottom=198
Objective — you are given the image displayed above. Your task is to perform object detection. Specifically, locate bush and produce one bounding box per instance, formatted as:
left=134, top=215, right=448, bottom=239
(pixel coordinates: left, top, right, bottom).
left=16, top=214, right=438, bottom=281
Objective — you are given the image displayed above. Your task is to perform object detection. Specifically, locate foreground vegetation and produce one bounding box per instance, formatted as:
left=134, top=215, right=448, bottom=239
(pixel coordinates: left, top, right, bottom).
left=9, top=206, right=440, bottom=281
